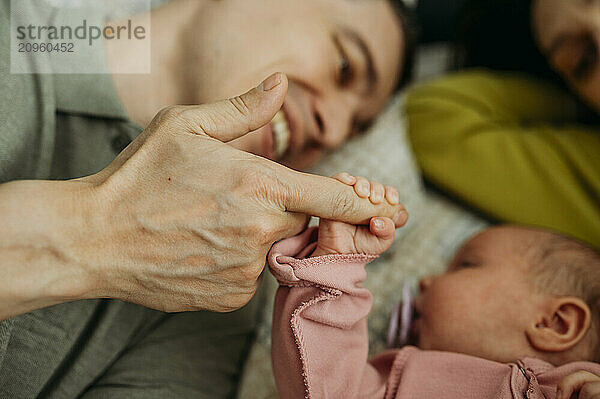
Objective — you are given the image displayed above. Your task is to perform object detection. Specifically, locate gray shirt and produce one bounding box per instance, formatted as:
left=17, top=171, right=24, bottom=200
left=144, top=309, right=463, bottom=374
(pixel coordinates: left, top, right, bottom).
left=0, top=2, right=259, bottom=397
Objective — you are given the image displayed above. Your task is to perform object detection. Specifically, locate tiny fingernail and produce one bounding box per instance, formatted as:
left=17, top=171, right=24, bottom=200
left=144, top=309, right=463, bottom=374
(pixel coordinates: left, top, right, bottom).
left=262, top=72, right=282, bottom=91
left=373, top=218, right=385, bottom=230
left=357, top=182, right=370, bottom=196
left=397, top=210, right=408, bottom=225
left=371, top=192, right=383, bottom=204
left=339, top=173, right=354, bottom=184
left=389, top=190, right=399, bottom=204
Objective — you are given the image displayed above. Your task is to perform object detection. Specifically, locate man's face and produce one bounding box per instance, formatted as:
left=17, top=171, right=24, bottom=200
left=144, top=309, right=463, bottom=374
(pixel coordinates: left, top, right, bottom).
left=188, top=0, right=403, bottom=170
left=413, top=227, right=548, bottom=363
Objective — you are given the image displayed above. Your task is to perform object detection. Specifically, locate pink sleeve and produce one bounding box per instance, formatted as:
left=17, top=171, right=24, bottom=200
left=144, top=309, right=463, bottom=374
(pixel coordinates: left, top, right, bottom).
left=268, top=227, right=392, bottom=399
left=268, top=229, right=600, bottom=399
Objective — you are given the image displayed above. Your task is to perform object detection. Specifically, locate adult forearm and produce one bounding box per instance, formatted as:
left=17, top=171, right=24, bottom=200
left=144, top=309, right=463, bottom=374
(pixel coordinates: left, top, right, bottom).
left=0, top=74, right=408, bottom=319
left=0, top=179, right=99, bottom=320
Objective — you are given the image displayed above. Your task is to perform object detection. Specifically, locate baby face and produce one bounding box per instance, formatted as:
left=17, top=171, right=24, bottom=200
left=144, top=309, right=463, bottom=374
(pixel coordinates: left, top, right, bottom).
left=413, top=226, right=549, bottom=363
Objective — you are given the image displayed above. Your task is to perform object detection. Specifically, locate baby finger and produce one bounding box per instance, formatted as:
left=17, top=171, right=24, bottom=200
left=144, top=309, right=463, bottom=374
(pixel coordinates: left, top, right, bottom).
left=369, top=181, right=385, bottom=204
left=385, top=185, right=400, bottom=205
left=557, top=371, right=600, bottom=399
left=579, top=381, right=600, bottom=399
left=332, top=172, right=356, bottom=186
left=354, top=176, right=371, bottom=198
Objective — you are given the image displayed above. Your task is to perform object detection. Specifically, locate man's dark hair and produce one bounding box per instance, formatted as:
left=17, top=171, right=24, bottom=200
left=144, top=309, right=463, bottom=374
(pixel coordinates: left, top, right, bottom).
left=389, top=0, right=418, bottom=90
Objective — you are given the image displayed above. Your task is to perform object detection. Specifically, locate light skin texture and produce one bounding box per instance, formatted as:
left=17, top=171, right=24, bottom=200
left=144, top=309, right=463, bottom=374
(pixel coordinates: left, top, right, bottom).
left=311, top=186, right=596, bottom=366
left=414, top=226, right=594, bottom=365
left=557, top=371, right=600, bottom=399
left=107, top=0, right=403, bottom=170
left=311, top=172, right=401, bottom=258
left=0, top=0, right=405, bottom=320
left=0, top=74, right=408, bottom=320
left=532, top=0, right=600, bottom=112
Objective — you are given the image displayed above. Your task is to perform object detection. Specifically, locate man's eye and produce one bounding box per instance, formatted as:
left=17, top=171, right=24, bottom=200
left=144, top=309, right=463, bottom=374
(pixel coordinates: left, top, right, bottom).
left=458, top=261, right=476, bottom=268
left=333, top=34, right=353, bottom=87
left=339, top=53, right=352, bottom=86
left=573, top=39, right=597, bottom=80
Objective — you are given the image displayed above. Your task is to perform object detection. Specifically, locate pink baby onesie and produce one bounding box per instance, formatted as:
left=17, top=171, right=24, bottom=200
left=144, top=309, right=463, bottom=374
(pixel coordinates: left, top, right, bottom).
left=269, top=228, right=600, bottom=399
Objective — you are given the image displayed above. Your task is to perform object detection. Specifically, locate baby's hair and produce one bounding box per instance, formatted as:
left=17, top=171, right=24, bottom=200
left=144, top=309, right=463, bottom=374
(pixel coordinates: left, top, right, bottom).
left=529, top=232, right=600, bottom=362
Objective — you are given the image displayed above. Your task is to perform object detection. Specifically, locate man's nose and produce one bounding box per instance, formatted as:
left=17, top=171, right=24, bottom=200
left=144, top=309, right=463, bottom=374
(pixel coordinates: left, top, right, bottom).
left=310, top=99, right=353, bottom=150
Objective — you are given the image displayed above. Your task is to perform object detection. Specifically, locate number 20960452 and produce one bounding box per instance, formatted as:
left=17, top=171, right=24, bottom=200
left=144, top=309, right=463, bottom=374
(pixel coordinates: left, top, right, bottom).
left=18, top=42, right=74, bottom=53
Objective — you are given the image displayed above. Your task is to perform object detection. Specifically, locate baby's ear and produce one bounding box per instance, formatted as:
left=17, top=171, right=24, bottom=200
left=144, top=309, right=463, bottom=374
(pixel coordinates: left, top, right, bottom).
left=526, top=297, right=592, bottom=354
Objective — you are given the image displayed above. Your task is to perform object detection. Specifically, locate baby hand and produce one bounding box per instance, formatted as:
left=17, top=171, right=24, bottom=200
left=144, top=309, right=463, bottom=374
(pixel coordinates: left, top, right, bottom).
left=311, top=173, right=402, bottom=257
left=557, top=370, right=600, bottom=399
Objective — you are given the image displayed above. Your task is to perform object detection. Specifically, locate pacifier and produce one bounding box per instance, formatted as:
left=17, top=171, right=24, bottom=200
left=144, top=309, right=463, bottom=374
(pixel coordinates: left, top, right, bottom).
left=386, top=278, right=416, bottom=348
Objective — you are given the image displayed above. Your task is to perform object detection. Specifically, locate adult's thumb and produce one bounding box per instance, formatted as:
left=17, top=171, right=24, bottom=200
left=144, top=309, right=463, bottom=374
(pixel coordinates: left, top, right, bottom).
left=177, top=72, right=287, bottom=142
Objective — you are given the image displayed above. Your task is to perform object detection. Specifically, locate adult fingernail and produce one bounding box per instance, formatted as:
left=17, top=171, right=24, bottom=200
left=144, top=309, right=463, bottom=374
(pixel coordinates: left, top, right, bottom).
left=262, top=72, right=282, bottom=91
left=373, top=218, right=385, bottom=231
left=555, top=388, right=562, bottom=399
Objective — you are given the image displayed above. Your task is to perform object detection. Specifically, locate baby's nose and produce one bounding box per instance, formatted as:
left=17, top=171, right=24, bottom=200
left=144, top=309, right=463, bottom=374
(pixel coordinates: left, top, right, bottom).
left=419, top=275, right=434, bottom=292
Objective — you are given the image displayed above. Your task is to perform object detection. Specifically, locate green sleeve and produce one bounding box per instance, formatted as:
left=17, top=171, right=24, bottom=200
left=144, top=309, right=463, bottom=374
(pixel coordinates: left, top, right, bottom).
left=406, top=70, right=600, bottom=248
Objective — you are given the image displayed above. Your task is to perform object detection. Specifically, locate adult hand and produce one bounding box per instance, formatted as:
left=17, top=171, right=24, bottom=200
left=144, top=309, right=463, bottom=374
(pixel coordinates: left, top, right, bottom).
left=6, top=73, right=406, bottom=316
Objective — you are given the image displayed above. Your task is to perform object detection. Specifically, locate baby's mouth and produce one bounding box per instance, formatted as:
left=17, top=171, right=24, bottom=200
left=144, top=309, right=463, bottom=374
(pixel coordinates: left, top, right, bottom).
left=271, top=110, right=291, bottom=159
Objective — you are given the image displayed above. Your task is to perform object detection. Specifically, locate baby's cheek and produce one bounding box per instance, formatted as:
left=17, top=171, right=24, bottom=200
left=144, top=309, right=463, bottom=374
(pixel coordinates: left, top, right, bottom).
left=423, top=293, right=479, bottom=344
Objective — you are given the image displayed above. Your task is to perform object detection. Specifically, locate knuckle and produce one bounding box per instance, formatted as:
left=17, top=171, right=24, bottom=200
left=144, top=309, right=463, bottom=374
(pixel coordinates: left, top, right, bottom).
left=330, top=190, right=356, bottom=218
left=157, top=105, right=184, bottom=124
left=212, top=302, right=236, bottom=313
left=179, top=108, right=219, bottom=136
left=249, top=217, right=276, bottom=241
left=239, top=160, right=276, bottom=185
left=325, top=236, right=348, bottom=252
left=227, top=291, right=255, bottom=311
left=273, top=174, right=296, bottom=210
left=240, top=260, right=265, bottom=281
left=239, top=163, right=267, bottom=186
left=244, top=161, right=290, bottom=209
left=227, top=95, right=251, bottom=119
